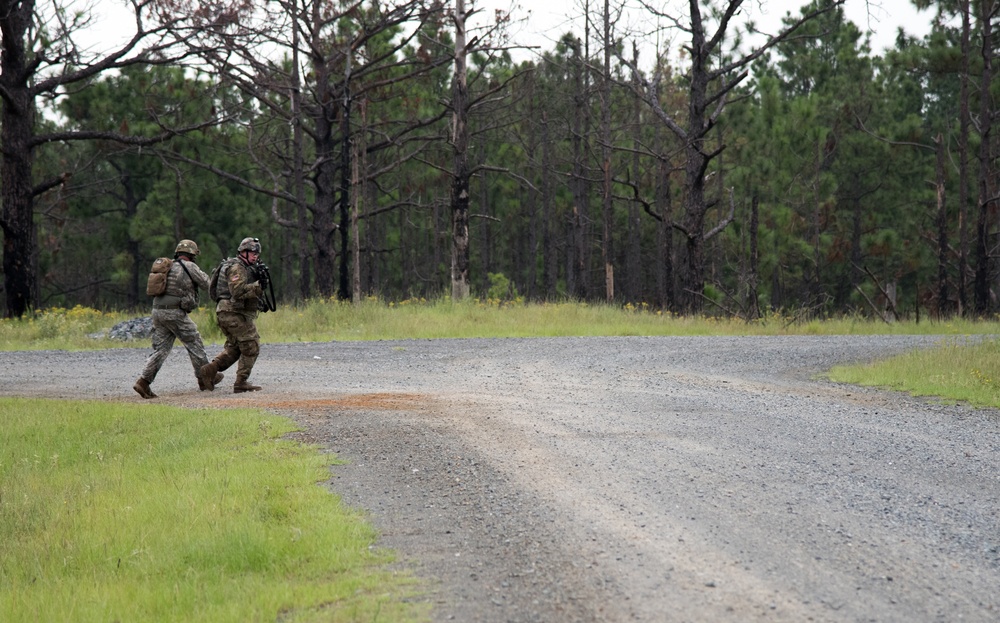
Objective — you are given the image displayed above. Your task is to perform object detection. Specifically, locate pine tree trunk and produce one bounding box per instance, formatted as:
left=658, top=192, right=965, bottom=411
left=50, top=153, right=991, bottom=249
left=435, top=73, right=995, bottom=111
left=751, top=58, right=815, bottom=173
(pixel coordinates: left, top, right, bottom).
left=935, top=134, right=949, bottom=316
left=0, top=0, right=36, bottom=318
left=974, top=2, right=995, bottom=314
left=601, top=0, right=615, bottom=303
left=958, top=0, right=972, bottom=316
left=450, top=0, right=471, bottom=301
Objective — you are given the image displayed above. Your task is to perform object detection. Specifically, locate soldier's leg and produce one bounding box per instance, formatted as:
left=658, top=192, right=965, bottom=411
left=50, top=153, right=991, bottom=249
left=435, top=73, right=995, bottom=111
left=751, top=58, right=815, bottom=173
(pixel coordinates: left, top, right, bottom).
left=213, top=313, right=244, bottom=371
left=199, top=313, right=240, bottom=390
left=173, top=314, right=224, bottom=390
left=232, top=319, right=262, bottom=393
left=175, top=314, right=209, bottom=371
left=135, top=316, right=174, bottom=398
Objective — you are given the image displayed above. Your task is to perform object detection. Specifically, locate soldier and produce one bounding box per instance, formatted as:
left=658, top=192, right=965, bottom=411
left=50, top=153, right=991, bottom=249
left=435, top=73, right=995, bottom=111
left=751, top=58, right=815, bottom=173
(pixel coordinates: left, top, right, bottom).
left=199, top=237, right=268, bottom=393
left=133, top=239, right=222, bottom=398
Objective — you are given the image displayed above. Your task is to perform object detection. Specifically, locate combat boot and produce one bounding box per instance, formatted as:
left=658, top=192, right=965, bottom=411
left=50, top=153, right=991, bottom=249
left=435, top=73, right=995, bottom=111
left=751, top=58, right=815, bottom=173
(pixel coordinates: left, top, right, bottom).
left=133, top=378, right=157, bottom=399
left=233, top=380, right=262, bottom=393
left=198, top=371, right=224, bottom=391
left=198, top=362, right=220, bottom=391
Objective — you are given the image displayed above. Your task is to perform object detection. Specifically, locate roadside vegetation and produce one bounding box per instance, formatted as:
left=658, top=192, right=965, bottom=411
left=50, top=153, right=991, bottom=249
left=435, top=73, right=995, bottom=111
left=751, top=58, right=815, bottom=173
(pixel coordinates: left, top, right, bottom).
left=3, top=298, right=999, bottom=350
left=0, top=398, right=426, bottom=623
left=3, top=299, right=998, bottom=622
left=826, top=337, right=1000, bottom=408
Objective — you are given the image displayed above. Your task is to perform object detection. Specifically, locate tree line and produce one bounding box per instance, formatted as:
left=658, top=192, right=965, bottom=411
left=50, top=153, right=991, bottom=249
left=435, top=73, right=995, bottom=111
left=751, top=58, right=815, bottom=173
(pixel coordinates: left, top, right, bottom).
left=1, top=0, right=995, bottom=320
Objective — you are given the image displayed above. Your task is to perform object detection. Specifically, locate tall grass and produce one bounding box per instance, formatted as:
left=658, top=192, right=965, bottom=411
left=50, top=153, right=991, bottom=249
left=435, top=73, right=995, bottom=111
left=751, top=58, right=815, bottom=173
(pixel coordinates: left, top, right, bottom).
left=263, top=297, right=1000, bottom=341
left=827, top=337, right=1000, bottom=408
left=0, top=398, right=425, bottom=623
left=5, top=298, right=993, bottom=351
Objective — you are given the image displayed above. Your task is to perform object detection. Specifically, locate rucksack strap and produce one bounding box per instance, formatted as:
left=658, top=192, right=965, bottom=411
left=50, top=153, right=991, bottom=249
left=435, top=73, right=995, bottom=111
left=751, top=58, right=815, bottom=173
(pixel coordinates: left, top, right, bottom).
left=176, top=258, right=197, bottom=290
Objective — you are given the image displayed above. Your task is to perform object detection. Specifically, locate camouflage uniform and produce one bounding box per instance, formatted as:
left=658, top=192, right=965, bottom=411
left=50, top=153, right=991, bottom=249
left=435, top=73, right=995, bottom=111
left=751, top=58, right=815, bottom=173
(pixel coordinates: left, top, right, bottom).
left=200, top=237, right=265, bottom=393
left=134, top=241, right=214, bottom=399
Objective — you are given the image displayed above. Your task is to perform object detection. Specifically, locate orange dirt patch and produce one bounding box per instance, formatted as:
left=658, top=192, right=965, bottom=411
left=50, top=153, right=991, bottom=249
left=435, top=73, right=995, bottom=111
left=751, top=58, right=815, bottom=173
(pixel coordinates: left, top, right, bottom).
left=254, top=392, right=433, bottom=411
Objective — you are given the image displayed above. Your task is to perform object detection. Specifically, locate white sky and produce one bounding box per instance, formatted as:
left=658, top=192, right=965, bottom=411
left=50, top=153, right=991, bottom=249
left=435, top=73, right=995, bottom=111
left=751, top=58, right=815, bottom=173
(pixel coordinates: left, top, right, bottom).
left=87, top=0, right=934, bottom=62
left=489, top=0, right=934, bottom=61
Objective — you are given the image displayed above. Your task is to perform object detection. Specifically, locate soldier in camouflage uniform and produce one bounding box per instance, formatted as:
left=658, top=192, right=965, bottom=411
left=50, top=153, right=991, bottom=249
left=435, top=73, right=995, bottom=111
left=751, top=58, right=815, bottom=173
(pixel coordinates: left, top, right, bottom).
left=198, top=237, right=267, bottom=393
left=133, top=239, right=222, bottom=399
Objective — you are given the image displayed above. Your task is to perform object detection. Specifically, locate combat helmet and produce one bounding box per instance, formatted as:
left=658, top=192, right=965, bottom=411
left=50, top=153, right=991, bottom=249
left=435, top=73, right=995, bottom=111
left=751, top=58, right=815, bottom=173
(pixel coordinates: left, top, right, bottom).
left=175, top=239, right=200, bottom=257
left=238, top=237, right=261, bottom=254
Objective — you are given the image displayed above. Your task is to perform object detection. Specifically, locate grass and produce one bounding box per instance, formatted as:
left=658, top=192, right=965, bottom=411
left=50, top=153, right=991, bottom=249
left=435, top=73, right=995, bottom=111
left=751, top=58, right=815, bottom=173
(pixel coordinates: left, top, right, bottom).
left=0, top=398, right=426, bottom=623
left=4, top=298, right=1000, bottom=351
left=827, top=336, right=1000, bottom=408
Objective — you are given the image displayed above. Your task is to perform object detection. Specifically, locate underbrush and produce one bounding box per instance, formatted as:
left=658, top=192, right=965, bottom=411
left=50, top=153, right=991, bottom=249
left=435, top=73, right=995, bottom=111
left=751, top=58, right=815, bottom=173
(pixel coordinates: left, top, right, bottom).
left=3, top=298, right=998, bottom=351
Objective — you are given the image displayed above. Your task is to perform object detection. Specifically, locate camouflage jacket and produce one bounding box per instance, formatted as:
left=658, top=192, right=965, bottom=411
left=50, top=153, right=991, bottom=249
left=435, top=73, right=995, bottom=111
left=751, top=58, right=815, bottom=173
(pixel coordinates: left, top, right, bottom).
left=215, top=258, right=262, bottom=318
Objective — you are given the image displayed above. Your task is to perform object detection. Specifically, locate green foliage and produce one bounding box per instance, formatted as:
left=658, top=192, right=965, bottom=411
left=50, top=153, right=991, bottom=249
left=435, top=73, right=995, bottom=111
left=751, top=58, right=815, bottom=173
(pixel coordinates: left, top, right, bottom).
left=5, top=300, right=1000, bottom=353
left=0, top=399, right=426, bottom=623
left=485, top=272, right=520, bottom=301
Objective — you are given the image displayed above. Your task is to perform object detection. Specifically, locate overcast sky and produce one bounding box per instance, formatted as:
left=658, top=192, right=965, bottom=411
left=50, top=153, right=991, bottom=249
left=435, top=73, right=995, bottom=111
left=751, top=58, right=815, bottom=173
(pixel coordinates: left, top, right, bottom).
left=87, top=0, right=934, bottom=62
left=487, top=0, right=935, bottom=61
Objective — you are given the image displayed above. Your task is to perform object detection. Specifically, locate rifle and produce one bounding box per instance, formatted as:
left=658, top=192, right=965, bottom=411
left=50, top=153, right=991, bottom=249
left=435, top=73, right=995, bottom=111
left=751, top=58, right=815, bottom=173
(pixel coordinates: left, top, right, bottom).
left=251, top=261, right=278, bottom=312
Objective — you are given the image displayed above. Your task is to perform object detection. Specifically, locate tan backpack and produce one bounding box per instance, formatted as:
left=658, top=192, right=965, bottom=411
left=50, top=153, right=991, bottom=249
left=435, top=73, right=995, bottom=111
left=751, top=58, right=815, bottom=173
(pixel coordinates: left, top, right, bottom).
left=145, top=258, right=174, bottom=297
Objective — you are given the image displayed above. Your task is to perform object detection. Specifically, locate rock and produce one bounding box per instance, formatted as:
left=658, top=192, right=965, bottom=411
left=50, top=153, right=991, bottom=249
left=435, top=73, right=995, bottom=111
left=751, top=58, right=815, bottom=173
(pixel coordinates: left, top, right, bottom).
left=107, top=316, right=154, bottom=341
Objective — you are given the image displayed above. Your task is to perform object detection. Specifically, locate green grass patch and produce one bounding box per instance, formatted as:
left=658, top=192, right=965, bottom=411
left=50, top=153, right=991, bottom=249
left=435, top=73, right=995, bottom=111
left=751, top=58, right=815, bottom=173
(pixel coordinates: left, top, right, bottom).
left=259, top=298, right=1000, bottom=341
left=828, top=337, right=1000, bottom=408
left=0, top=398, right=426, bottom=623
left=7, top=299, right=999, bottom=351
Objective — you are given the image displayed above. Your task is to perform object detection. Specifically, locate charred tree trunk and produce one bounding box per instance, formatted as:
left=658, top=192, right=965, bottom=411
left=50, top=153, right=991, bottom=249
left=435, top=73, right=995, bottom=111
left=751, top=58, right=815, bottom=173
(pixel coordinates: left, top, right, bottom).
left=0, top=0, right=36, bottom=317
left=974, top=1, right=997, bottom=315
left=337, top=56, right=353, bottom=301
left=627, top=44, right=642, bottom=303
left=600, top=0, right=615, bottom=302
left=308, top=25, right=340, bottom=298
left=935, top=134, right=949, bottom=316
left=525, top=74, right=539, bottom=299
left=656, top=162, right=674, bottom=311
left=675, top=0, right=714, bottom=314
left=748, top=194, right=760, bottom=320
left=450, top=0, right=471, bottom=300
left=351, top=100, right=367, bottom=304
left=291, top=3, right=311, bottom=301
left=569, top=36, right=587, bottom=299
left=958, top=0, right=972, bottom=315
left=542, top=110, right=556, bottom=299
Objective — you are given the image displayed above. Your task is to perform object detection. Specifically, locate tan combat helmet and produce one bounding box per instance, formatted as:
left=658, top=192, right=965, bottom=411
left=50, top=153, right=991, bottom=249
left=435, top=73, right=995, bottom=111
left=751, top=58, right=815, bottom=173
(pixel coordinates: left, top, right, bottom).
left=238, top=237, right=261, bottom=254
left=175, top=239, right=200, bottom=257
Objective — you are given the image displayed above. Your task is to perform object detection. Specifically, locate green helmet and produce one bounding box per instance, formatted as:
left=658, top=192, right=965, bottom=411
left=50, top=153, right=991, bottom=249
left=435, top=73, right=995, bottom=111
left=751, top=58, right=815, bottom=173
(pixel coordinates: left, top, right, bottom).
left=238, top=237, right=261, bottom=254
left=175, top=239, right=200, bottom=257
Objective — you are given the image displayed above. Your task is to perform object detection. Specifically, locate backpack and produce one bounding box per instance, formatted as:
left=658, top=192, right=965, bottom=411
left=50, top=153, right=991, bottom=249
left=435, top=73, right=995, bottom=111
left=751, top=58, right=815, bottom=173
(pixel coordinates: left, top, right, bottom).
left=208, top=259, right=228, bottom=302
left=145, top=258, right=174, bottom=297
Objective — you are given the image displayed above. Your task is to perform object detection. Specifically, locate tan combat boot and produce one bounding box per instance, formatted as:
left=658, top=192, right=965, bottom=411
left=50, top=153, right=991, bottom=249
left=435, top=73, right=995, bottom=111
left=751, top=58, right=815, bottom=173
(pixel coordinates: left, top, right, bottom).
left=233, top=380, right=262, bottom=393
left=198, top=362, right=220, bottom=391
left=133, top=378, right=157, bottom=399
left=197, top=370, right=224, bottom=391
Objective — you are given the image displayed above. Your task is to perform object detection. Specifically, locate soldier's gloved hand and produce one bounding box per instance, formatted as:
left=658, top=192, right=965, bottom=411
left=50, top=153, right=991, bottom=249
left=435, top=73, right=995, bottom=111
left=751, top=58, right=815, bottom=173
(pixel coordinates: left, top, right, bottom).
left=255, top=263, right=270, bottom=287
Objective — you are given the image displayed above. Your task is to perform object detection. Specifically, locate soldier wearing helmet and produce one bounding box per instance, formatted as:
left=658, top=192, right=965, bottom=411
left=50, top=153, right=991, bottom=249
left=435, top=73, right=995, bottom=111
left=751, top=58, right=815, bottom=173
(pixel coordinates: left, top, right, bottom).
left=199, top=237, right=267, bottom=393
left=133, top=239, right=222, bottom=399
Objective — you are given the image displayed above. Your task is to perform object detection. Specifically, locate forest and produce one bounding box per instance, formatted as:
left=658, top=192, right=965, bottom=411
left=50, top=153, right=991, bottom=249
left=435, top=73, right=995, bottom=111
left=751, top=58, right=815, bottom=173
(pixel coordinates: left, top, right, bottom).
left=0, top=0, right=992, bottom=320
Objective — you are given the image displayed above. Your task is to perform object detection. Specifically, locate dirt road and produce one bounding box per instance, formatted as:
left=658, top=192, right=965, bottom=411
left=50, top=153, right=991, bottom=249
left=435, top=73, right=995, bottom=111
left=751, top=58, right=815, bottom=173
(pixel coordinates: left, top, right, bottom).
left=3, top=335, right=998, bottom=622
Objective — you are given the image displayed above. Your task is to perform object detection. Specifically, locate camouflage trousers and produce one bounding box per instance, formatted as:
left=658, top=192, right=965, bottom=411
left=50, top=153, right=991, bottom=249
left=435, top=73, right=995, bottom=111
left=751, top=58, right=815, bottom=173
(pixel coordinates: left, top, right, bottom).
left=212, top=311, right=261, bottom=384
left=140, top=309, right=209, bottom=383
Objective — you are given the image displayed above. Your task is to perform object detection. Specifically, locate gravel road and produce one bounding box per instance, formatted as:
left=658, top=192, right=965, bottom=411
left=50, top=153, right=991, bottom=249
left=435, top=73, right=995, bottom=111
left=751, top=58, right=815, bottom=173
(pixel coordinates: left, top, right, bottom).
left=3, top=335, right=999, bottom=622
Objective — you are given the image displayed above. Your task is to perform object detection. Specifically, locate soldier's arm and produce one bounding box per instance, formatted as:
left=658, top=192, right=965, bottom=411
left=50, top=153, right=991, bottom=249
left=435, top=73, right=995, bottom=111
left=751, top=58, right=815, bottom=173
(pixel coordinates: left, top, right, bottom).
left=186, top=261, right=212, bottom=290
left=228, top=264, right=263, bottom=301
